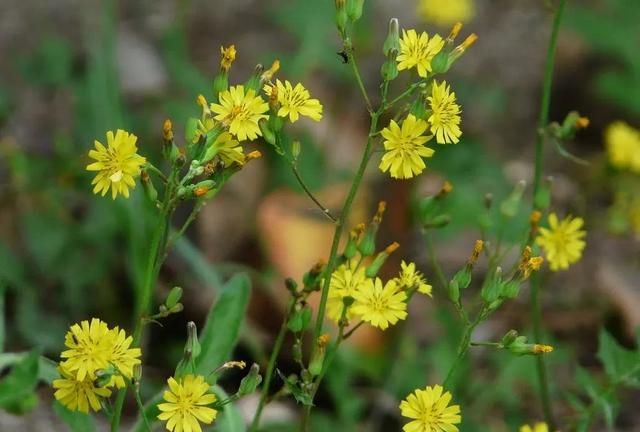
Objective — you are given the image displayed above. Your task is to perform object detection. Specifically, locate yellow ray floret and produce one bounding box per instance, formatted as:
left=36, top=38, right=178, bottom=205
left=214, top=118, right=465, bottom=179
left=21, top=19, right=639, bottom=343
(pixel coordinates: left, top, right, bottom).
left=428, top=81, right=462, bottom=144
left=399, top=384, right=461, bottom=432
left=158, top=374, right=218, bottom=432
left=53, top=365, right=112, bottom=413
left=264, top=79, right=323, bottom=123
left=536, top=213, right=586, bottom=271
left=87, top=129, right=146, bottom=199
left=210, top=85, right=269, bottom=141
left=397, top=29, right=445, bottom=78
left=352, top=278, right=408, bottom=330
left=379, top=114, right=435, bottom=179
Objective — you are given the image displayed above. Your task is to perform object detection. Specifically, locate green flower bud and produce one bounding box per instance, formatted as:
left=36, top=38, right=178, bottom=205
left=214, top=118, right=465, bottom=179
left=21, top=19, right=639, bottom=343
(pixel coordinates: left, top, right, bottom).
left=259, top=118, right=277, bottom=146
left=245, top=64, right=265, bottom=92
left=141, top=170, right=158, bottom=203
left=500, top=180, right=527, bottom=218
left=335, top=0, right=348, bottom=35
left=165, top=287, right=183, bottom=309
left=381, top=57, right=399, bottom=81
left=382, top=18, right=400, bottom=57
left=238, top=363, right=262, bottom=396
left=212, top=74, right=228, bottom=103
left=346, top=0, right=365, bottom=23
left=501, top=330, right=519, bottom=347
left=287, top=307, right=312, bottom=332
left=431, top=50, right=450, bottom=75
left=365, top=242, right=399, bottom=278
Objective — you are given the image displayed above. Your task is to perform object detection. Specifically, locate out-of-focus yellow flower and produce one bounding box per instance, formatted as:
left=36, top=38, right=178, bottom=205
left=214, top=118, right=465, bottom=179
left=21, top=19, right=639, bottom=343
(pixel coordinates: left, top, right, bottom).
left=87, top=130, right=146, bottom=199
left=418, top=0, right=475, bottom=27
left=399, top=384, right=461, bottom=432
left=263, top=79, right=323, bottom=122
left=157, top=374, right=218, bottom=432
left=220, top=45, right=236, bottom=72
left=428, top=81, right=462, bottom=144
left=352, top=278, right=407, bottom=330
left=379, top=114, right=435, bottom=180
left=605, top=121, right=640, bottom=173
left=397, top=29, right=445, bottom=78
left=211, top=85, right=269, bottom=141
left=327, top=264, right=369, bottom=323
left=53, top=366, right=112, bottom=413
left=520, top=422, right=549, bottom=432
left=395, top=260, right=432, bottom=296
left=536, top=213, right=586, bottom=271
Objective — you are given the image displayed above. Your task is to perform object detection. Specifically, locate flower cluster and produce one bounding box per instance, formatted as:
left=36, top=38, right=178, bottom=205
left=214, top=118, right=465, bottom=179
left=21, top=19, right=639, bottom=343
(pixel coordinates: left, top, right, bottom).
left=536, top=213, right=586, bottom=271
left=158, top=374, right=218, bottom=432
left=378, top=23, right=476, bottom=180
left=326, top=203, right=432, bottom=330
left=53, top=318, right=141, bottom=413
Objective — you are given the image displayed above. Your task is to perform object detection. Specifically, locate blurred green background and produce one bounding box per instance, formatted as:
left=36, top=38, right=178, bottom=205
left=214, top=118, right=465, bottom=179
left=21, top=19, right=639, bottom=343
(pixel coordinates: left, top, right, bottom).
left=1, top=0, right=640, bottom=430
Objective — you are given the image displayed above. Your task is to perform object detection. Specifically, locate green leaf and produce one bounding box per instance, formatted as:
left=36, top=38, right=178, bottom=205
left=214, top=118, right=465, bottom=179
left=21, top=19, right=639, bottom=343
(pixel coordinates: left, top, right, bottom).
left=0, top=350, right=40, bottom=411
left=53, top=401, right=96, bottom=432
left=211, top=385, right=245, bottom=432
left=597, top=329, right=640, bottom=386
left=196, top=273, right=251, bottom=377
left=0, top=353, right=58, bottom=384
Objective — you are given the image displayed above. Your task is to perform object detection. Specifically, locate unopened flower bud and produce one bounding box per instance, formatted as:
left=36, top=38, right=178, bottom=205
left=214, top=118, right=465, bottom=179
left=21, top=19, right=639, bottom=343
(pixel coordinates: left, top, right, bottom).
left=238, top=363, right=262, bottom=396
left=383, top=18, right=400, bottom=57
left=309, top=334, right=330, bottom=376
left=365, top=242, right=400, bottom=278
left=141, top=170, right=158, bottom=203
left=346, top=0, right=365, bottom=23
left=165, top=287, right=183, bottom=309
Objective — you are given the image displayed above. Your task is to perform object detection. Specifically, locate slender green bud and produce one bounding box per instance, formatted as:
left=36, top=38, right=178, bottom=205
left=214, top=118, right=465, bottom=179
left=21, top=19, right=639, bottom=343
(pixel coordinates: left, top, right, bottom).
left=309, top=334, right=330, bottom=376
left=335, top=0, right=348, bottom=35
left=238, top=363, right=262, bottom=396
left=245, top=64, right=265, bottom=92
left=346, top=0, right=365, bottom=22
left=382, top=18, right=400, bottom=57
left=287, top=306, right=312, bottom=332
left=165, top=286, right=183, bottom=309
left=501, top=330, right=519, bottom=347
left=431, top=50, right=450, bottom=74
left=365, top=242, right=400, bottom=278
left=141, top=170, right=158, bottom=203
left=500, top=180, right=527, bottom=218
left=343, top=223, right=365, bottom=260
left=259, top=119, right=277, bottom=146
left=291, top=140, right=301, bottom=161
left=358, top=201, right=386, bottom=257
left=212, top=74, right=228, bottom=103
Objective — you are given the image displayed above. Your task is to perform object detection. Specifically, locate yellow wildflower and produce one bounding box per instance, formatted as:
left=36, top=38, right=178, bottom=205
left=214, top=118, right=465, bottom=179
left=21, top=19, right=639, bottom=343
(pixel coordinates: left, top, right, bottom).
left=379, top=114, right=435, bottom=179
left=418, top=0, right=475, bottom=27
left=536, top=213, right=586, bottom=271
left=263, top=79, right=323, bottom=123
left=220, top=45, right=236, bottom=72
left=604, top=121, right=640, bottom=173
left=395, top=260, right=432, bottom=296
left=428, top=81, right=462, bottom=144
left=208, top=132, right=245, bottom=166
left=53, top=366, right=112, bottom=413
left=399, top=384, right=461, bottom=432
left=59, top=319, right=141, bottom=387
left=86, top=129, right=146, bottom=199
left=104, top=326, right=142, bottom=389
left=397, top=29, right=445, bottom=78
left=210, top=85, right=269, bottom=141
left=352, top=278, right=408, bottom=330
left=60, top=319, right=112, bottom=382
left=158, top=374, right=218, bottom=432
left=327, top=264, right=369, bottom=323
left=520, top=422, right=549, bottom=432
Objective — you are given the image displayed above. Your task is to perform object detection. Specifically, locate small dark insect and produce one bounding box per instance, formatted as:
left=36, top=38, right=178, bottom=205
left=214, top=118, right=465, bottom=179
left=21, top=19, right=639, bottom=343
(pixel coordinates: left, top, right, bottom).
left=337, top=50, right=349, bottom=64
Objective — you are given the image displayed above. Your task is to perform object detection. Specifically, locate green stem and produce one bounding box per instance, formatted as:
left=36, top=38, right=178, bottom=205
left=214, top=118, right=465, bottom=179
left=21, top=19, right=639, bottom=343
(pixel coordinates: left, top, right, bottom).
left=529, top=1, right=566, bottom=429
left=133, top=382, right=151, bottom=432
left=443, top=318, right=478, bottom=389
left=347, top=45, right=372, bottom=112
left=249, top=297, right=297, bottom=432
left=291, top=164, right=337, bottom=222
left=111, top=200, right=173, bottom=431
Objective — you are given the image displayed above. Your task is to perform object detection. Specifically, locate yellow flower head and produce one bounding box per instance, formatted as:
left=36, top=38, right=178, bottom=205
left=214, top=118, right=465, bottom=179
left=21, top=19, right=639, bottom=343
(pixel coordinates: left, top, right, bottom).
left=397, top=29, right=445, bottom=78
left=60, top=318, right=112, bottom=382
left=352, top=278, right=408, bottom=330
left=263, top=79, right=323, bottom=123
left=395, top=260, right=432, bottom=296
left=53, top=366, right=112, bottom=413
left=536, top=213, right=586, bottom=271
left=428, top=81, right=462, bottom=144
left=105, top=326, right=142, bottom=389
left=210, top=85, right=269, bottom=141
left=327, top=264, right=369, bottom=323
left=520, top=422, right=549, bottom=432
left=59, top=319, right=141, bottom=387
left=87, top=129, right=146, bottom=199
left=379, top=114, right=435, bottom=179
left=418, top=0, right=475, bottom=27
left=209, top=132, right=245, bottom=167
left=400, top=384, right=461, bottom=432
left=158, top=374, right=218, bottom=432
left=220, top=45, right=236, bottom=72
left=604, top=121, right=640, bottom=173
